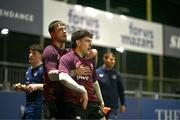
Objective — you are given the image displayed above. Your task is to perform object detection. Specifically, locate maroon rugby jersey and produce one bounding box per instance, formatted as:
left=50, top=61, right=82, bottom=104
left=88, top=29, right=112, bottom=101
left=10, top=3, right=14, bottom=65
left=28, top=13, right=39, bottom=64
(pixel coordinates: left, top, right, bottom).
left=59, top=51, right=98, bottom=103
left=42, top=45, right=70, bottom=100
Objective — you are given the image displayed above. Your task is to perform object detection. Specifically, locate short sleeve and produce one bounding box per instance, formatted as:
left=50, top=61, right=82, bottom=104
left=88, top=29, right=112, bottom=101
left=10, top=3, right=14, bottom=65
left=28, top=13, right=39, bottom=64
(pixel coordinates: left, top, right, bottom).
left=58, top=55, right=72, bottom=74
left=43, top=46, right=59, bottom=72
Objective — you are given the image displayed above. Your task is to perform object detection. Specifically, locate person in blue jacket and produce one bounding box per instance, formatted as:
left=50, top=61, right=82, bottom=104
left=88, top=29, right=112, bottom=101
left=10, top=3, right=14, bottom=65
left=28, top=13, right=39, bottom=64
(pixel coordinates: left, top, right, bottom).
left=96, top=51, right=126, bottom=119
left=15, top=44, right=44, bottom=119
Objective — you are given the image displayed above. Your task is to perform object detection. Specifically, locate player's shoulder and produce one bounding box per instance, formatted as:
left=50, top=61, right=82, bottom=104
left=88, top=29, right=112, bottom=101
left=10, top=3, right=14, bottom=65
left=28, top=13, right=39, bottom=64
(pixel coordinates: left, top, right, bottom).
left=96, top=66, right=103, bottom=71
left=27, top=66, right=32, bottom=71
left=64, top=50, right=74, bottom=55
left=44, top=45, right=55, bottom=52
left=65, top=48, right=72, bottom=52
left=61, top=51, right=74, bottom=59
left=43, top=45, right=57, bottom=56
left=112, top=69, right=121, bottom=76
left=38, top=64, right=44, bottom=72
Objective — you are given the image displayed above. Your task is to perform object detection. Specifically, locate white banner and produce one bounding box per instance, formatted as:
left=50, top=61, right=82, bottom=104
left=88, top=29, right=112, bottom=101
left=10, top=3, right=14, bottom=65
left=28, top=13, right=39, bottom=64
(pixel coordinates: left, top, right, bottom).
left=44, top=1, right=163, bottom=55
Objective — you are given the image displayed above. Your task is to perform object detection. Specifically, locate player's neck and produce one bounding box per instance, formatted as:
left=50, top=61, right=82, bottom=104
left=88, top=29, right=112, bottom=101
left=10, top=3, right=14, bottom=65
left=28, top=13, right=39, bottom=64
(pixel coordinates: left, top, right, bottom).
left=31, top=61, right=42, bottom=69
left=52, top=41, right=65, bottom=49
left=103, top=64, right=112, bottom=70
left=74, top=49, right=85, bottom=58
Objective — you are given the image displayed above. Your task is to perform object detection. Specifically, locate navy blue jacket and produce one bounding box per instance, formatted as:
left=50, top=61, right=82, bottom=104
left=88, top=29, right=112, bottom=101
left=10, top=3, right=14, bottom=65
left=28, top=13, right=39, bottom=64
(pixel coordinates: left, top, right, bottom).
left=96, top=66, right=125, bottom=109
left=23, top=64, right=43, bottom=119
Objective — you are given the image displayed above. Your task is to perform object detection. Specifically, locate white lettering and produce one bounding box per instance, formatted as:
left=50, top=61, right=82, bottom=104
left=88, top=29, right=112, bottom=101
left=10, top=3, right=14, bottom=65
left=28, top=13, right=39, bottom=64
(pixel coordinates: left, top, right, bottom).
left=67, top=9, right=100, bottom=40
left=129, top=22, right=154, bottom=39
left=174, top=110, right=180, bottom=120
left=164, top=109, right=173, bottom=120
left=121, top=35, right=154, bottom=49
left=0, top=8, right=34, bottom=22
left=155, top=109, right=180, bottom=120
left=68, top=9, right=99, bottom=28
left=169, top=36, right=180, bottom=49
left=67, top=24, right=100, bottom=39
left=155, top=109, right=163, bottom=120
left=76, top=76, right=89, bottom=81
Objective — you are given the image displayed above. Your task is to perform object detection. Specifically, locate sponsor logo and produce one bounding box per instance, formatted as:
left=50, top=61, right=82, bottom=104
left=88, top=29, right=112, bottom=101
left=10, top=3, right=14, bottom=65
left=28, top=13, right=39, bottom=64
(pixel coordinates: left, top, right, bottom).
left=169, top=35, right=180, bottom=49
left=0, top=8, right=34, bottom=22
left=67, top=9, right=100, bottom=40
left=155, top=109, right=180, bottom=120
left=121, top=22, right=154, bottom=49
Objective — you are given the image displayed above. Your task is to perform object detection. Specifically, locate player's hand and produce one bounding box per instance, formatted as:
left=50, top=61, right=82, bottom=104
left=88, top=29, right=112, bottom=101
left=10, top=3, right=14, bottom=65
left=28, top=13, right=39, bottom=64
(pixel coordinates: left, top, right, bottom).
left=14, top=83, right=27, bottom=91
left=14, top=83, right=22, bottom=91
left=74, top=65, right=91, bottom=76
left=48, top=70, right=59, bottom=81
left=26, top=84, right=38, bottom=93
left=99, top=101, right=105, bottom=110
left=80, top=90, right=88, bottom=110
left=119, top=105, right=126, bottom=112
left=85, top=49, right=98, bottom=59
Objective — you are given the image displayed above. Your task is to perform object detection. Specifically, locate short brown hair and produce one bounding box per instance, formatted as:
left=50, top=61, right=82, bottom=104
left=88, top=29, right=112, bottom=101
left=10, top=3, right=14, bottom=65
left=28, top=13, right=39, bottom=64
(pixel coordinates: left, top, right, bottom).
left=48, top=20, right=66, bottom=33
left=71, top=29, right=93, bottom=48
left=29, top=44, right=44, bottom=54
left=103, top=52, right=115, bottom=60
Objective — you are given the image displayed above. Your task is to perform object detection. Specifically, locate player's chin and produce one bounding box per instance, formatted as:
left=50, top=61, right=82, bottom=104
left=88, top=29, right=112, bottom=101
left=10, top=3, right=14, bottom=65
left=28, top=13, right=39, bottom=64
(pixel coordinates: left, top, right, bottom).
left=62, top=38, right=67, bottom=42
left=61, top=36, right=67, bottom=41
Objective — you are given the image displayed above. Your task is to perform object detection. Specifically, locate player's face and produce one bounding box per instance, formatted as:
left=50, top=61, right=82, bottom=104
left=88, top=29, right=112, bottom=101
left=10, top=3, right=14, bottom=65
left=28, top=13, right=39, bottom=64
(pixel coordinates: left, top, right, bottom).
left=79, top=37, right=92, bottom=57
left=104, top=55, right=116, bottom=69
left=52, top=24, right=67, bottom=43
left=29, top=50, right=42, bottom=65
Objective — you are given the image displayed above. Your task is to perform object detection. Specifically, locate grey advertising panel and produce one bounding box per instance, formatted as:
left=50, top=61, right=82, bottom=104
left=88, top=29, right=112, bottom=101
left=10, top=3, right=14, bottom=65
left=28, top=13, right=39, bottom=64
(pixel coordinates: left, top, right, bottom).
left=164, top=25, right=180, bottom=58
left=0, top=0, right=42, bottom=36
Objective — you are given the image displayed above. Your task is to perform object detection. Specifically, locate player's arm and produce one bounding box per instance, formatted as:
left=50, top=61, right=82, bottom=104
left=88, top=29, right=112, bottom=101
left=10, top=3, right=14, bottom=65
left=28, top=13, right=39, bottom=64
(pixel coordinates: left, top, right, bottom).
left=48, top=65, right=92, bottom=81
left=69, top=49, right=97, bottom=77
left=43, top=48, right=60, bottom=81
left=58, top=55, right=87, bottom=93
left=48, top=49, right=97, bottom=80
left=85, top=49, right=97, bottom=59
left=26, top=84, right=44, bottom=93
left=117, top=73, right=126, bottom=112
left=93, top=81, right=104, bottom=109
left=59, top=72, right=86, bottom=93
left=48, top=69, right=59, bottom=81
left=58, top=54, right=89, bottom=109
left=85, top=49, right=98, bottom=65
left=14, top=83, right=26, bottom=91
left=59, top=72, right=88, bottom=110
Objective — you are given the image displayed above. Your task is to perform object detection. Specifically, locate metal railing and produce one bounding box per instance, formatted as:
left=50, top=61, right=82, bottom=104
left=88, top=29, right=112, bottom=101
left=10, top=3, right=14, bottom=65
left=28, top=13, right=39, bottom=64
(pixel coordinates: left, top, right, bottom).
left=0, top=61, right=180, bottom=99
left=0, top=61, right=29, bottom=90
left=121, top=73, right=180, bottom=99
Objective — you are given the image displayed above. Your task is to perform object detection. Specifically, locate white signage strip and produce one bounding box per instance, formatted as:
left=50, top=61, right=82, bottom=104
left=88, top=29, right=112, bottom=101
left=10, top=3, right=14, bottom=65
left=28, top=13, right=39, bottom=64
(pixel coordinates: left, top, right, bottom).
left=44, top=1, right=163, bottom=55
left=119, top=18, right=163, bottom=55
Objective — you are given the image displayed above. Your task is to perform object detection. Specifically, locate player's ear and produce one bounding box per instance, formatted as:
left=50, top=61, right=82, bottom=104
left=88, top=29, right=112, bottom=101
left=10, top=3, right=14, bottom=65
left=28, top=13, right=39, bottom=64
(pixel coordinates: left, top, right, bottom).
left=76, top=40, right=81, bottom=46
left=103, top=56, right=107, bottom=62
